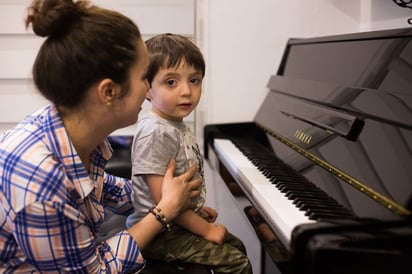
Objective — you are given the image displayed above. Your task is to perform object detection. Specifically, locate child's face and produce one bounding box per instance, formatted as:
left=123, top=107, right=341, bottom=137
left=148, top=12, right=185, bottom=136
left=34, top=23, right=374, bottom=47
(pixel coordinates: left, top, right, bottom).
left=148, top=59, right=203, bottom=122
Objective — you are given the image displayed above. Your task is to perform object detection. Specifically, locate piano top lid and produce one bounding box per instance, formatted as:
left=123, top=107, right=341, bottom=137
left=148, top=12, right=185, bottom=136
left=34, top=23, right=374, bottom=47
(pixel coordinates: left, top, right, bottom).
left=276, top=27, right=412, bottom=76
left=255, top=27, right=412, bottom=220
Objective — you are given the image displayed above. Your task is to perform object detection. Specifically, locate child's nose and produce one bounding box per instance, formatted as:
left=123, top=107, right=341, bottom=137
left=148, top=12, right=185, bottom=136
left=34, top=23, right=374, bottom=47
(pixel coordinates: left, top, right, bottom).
left=181, top=82, right=192, bottom=96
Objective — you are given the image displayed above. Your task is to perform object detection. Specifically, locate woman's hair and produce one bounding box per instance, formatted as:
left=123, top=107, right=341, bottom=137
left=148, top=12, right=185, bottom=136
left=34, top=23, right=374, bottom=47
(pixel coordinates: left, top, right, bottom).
left=145, top=33, right=205, bottom=85
left=25, top=0, right=142, bottom=108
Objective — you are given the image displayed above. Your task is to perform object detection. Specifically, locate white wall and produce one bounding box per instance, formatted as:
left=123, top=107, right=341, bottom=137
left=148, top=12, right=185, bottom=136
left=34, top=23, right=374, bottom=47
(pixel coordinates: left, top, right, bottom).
left=1, top=0, right=411, bottom=136
left=361, top=0, right=412, bottom=31
left=0, top=0, right=196, bottom=135
left=194, top=0, right=412, bottom=144
left=196, top=0, right=359, bottom=137
left=194, top=2, right=411, bottom=273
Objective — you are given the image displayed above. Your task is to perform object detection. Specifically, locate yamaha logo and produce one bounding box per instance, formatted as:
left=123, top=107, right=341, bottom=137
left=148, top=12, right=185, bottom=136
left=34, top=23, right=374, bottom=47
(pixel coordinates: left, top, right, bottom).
left=294, top=130, right=312, bottom=144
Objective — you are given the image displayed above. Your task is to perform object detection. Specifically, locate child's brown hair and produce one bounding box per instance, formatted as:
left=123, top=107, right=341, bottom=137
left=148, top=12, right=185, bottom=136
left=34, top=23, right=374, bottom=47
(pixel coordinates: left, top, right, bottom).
left=145, top=33, right=205, bottom=85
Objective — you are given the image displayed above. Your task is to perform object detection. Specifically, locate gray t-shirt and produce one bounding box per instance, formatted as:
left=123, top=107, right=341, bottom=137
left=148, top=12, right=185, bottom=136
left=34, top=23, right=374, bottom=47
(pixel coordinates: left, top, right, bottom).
left=126, top=113, right=205, bottom=228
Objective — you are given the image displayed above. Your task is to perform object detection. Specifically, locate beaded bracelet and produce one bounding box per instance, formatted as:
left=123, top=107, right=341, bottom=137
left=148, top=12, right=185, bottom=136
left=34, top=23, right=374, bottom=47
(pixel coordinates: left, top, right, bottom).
left=149, top=206, right=171, bottom=232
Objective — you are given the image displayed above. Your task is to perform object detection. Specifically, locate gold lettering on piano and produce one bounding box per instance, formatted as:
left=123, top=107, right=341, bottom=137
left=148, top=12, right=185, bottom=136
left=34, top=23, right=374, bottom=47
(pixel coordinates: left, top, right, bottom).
left=294, top=130, right=312, bottom=144
left=258, top=123, right=412, bottom=217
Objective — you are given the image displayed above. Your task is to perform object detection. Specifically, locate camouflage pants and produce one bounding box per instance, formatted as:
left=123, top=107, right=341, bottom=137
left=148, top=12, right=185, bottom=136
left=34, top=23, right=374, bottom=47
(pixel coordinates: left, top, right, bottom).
left=142, top=224, right=253, bottom=274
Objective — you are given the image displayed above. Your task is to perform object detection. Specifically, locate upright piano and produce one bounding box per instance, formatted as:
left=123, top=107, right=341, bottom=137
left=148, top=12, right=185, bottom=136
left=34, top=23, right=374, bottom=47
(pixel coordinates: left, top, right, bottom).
left=204, top=27, right=412, bottom=274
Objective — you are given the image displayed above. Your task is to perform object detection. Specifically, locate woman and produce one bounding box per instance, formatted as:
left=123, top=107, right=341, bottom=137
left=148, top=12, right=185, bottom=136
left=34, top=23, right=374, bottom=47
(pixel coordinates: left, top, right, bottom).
left=0, top=0, right=201, bottom=272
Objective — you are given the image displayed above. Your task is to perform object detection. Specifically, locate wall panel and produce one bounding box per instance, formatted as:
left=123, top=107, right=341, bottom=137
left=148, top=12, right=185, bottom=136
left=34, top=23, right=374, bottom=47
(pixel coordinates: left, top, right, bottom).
left=0, top=0, right=196, bottom=135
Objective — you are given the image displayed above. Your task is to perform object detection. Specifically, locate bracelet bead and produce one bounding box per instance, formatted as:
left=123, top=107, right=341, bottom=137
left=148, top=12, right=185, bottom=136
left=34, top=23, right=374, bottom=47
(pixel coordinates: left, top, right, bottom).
left=149, top=206, right=171, bottom=231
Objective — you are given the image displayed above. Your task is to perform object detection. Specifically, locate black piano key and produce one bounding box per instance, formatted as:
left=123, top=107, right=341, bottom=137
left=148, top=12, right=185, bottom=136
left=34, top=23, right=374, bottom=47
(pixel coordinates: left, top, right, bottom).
left=298, top=201, right=351, bottom=211
left=230, top=137, right=356, bottom=220
left=294, top=198, right=354, bottom=218
left=307, top=210, right=354, bottom=219
left=286, top=192, right=319, bottom=201
left=294, top=198, right=343, bottom=208
left=282, top=186, right=326, bottom=197
left=275, top=180, right=322, bottom=190
left=266, top=172, right=304, bottom=181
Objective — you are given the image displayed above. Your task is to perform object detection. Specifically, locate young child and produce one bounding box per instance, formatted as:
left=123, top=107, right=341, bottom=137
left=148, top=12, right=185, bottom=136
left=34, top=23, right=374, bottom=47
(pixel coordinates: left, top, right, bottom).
left=126, top=33, right=252, bottom=274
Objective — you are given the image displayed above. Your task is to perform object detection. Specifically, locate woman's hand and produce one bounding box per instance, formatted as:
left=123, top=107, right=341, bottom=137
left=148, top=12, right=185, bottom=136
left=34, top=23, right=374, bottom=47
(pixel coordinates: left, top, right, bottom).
left=128, top=160, right=201, bottom=249
left=157, top=159, right=201, bottom=221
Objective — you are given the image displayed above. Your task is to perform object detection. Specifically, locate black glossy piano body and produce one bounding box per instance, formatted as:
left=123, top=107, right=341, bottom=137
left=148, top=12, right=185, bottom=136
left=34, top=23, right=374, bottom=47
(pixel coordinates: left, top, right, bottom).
left=204, top=27, right=412, bottom=274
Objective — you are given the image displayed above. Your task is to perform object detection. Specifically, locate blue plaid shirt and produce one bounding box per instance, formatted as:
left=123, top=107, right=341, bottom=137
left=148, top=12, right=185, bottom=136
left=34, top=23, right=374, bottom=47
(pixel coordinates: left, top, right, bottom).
left=0, top=105, right=143, bottom=273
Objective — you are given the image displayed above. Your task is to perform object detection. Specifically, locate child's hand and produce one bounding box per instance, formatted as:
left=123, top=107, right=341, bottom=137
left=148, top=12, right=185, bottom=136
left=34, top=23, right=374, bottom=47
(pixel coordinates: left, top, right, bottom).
left=204, top=223, right=227, bottom=245
left=199, top=206, right=218, bottom=223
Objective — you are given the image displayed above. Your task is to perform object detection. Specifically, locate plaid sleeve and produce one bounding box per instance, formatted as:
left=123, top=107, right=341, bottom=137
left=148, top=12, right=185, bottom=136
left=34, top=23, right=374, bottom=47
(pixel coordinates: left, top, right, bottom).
left=13, top=201, right=143, bottom=273
left=102, top=173, right=134, bottom=215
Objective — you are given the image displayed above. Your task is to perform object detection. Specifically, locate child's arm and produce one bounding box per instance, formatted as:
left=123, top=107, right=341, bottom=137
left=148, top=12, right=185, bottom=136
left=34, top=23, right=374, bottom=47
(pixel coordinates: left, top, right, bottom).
left=146, top=174, right=227, bottom=244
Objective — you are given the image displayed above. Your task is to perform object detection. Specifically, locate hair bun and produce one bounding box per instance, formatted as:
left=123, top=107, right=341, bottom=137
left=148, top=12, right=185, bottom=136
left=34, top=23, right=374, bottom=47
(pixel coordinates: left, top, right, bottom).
left=26, top=0, right=81, bottom=37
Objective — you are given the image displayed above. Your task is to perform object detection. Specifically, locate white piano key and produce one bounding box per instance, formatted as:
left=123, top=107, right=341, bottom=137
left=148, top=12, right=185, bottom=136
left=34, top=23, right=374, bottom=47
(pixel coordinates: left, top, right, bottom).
left=213, top=138, right=314, bottom=248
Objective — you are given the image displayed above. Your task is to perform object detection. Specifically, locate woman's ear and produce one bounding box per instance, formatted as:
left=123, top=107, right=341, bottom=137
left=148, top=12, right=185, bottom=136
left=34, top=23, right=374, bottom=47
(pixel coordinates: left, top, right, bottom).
left=97, top=79, right=116, bottom=107
left=146, top=88, right=153, bottom=102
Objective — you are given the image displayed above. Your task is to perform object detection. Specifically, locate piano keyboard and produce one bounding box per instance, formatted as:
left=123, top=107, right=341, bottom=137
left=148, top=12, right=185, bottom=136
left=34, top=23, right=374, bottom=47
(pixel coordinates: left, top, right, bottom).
left=213, top=138, right=354, bottom=249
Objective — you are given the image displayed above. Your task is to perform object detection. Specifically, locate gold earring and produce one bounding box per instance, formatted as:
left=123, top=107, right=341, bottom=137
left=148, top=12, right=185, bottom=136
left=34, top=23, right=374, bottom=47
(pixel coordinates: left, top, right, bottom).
left=107, top=100, right=113, bottom=108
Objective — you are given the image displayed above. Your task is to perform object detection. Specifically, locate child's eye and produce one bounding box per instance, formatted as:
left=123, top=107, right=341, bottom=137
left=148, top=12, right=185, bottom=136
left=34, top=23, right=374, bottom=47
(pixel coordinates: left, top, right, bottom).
left=165, top=79, right=177, bottom=86
left=191, top=78, right=202, bottom=85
